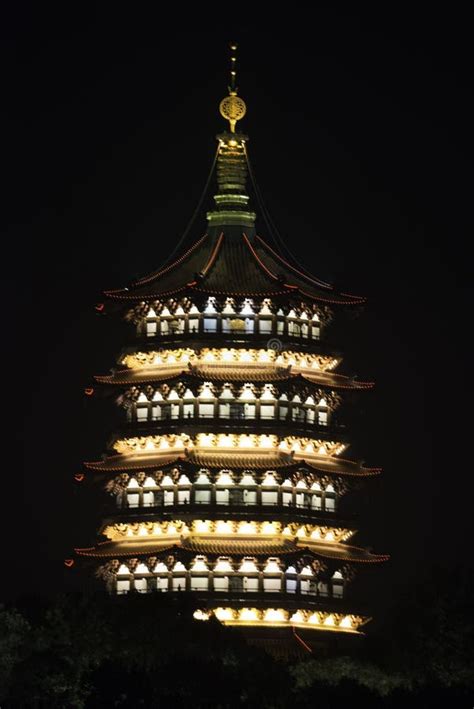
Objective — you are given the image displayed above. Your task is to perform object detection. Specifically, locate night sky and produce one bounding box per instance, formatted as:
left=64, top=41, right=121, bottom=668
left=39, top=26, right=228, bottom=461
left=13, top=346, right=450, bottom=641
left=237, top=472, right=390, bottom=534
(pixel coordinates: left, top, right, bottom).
left=5, top=7, right=473, bottom=604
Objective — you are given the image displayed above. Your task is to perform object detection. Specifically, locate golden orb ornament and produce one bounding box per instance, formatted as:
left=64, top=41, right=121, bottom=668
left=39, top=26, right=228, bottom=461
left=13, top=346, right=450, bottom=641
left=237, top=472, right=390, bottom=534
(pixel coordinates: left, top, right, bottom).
left=219, top=92, right=247, bottom=133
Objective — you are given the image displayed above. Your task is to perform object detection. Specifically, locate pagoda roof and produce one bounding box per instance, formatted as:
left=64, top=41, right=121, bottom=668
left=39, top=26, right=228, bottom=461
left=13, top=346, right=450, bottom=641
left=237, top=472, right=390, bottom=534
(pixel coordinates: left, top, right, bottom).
left=95, top=363, right=373, bottom=391
left=75, top=536, right=387, bottom=563
left=84, top=448, right=379, bottom=478
left=104, top=232, right=365, bottom=306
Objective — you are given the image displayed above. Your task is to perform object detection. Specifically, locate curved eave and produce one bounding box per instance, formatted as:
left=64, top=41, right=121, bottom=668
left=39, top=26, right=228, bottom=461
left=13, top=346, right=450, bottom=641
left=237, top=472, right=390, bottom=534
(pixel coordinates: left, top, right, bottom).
left=102, top=232, right=366, bottom=306
left=95, top=366, right=374, bottom=391
left=103, top=234, right=211, bottom=300
left=254, top=235, right=365, bottom=304
left=84, top=449, right=379, bottom=477
left=75, top=537, right=388, bottom=563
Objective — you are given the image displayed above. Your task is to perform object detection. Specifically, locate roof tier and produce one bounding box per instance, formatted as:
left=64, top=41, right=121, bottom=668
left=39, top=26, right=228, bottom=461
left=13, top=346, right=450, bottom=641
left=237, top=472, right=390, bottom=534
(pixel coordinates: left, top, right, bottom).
left=96, top=364, right=372, bottom=391
left=75, top=536, right=387, bottom=563
left=84, top=432, right=379, bottom=478
left=104, top=232, right=365, bottom=305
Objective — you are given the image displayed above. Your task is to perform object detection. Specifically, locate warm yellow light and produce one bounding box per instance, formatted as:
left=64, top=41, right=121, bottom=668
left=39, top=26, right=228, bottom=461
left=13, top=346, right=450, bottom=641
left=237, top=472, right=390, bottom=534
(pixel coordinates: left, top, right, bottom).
left=134, top=562, right=149, bottom=574
left=216, top=471, right=234, bottom=485
left=238, top=522, right=256, bottom=535
left=114, top=432, right=346, bottom=458
left=238, top=435, right=254, bottom=448
left=192, top=607, right=365, bottom=633
left=197, top=433, right=214, bottom=447
left=239, top=608, right=259, bottom=621
left=218, top=434, right=234, bottom=447
left=264, top=609, right=286, bottom=622
left=215, top=607, right=234, bottom=621
left=193, top=609, right=210, bottom=621
left=262, top=473, right=277, bottom=486
left=216, top=521, right=233, bottom=534
left=261, top=522, right=278, bottom=536
left=290, top=611, right=305, bottom=623
left=122, top=347, right=339, bottom=374
left=214, top=558, right=233, bottom=572
left=263, top=559, right=281, bottom=573
left=239, top=559, right=258, bottom=573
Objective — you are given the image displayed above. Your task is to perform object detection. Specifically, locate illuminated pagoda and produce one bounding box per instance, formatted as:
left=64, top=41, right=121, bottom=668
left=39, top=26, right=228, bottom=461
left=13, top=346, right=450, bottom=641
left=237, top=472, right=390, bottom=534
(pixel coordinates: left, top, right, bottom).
left=75, top=45, right=388, bottom=643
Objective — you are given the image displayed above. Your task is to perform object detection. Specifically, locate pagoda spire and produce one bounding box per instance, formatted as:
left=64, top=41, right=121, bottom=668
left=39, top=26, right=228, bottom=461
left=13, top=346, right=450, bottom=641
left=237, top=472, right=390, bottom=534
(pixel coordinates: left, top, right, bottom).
left=207, top=44, right=255, bottom=232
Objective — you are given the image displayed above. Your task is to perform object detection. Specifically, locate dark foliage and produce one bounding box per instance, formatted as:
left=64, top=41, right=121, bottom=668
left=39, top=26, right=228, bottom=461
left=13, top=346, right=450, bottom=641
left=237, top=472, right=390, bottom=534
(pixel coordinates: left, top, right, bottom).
left=1, top=566, right=473, bottom=707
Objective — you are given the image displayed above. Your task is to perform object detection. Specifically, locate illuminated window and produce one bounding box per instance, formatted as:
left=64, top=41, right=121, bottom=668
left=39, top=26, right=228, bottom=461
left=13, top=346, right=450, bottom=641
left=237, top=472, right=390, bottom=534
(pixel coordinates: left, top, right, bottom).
left=157, top=577, right=168, bottom=592
left=203, top=318, right=217, bottom=333
left=146, top=321, right=157, bottom=337
left=216, top=489, right=229, bottom=505
left=142, top=491, right=154, bottom=507
left=198, top=403, right=214, bottom=418
left=116, top=579, right=130, bottom=594
left=261, top=402, right=275, bottom=419
left=243, top=577, right=259, bottom=592
left=258, top=319, right=272, bottom=334
left=263, top=577, right=281, bottom=592
left=195, top=489, right=211, bottom=504
left=172, top=577, right=186, bottom=591
left=213, top=576, right=229, bottom=591
left=134, top=577, right=148, bottom=594
left=190, top=577, right=208, bottom=591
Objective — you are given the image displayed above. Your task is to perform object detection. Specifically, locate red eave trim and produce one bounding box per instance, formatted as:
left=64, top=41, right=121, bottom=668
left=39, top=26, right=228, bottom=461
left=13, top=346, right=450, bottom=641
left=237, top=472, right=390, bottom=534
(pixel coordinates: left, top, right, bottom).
left=105, top=284, right=191, bottom=301
left=242, top=233, right=280, bottom=281
left=299, top=287, right=366, bottom=305
left=104, top=234, right=208, bottom=297
left=255, top=234, right=333, bottom=289
left=201, top=232, right=224, bottom=277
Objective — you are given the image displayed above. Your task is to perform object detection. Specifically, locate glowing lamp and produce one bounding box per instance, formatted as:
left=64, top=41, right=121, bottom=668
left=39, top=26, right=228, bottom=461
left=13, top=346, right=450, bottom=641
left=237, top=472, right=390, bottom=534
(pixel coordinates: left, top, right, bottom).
left=239, top=608, right=259, bottom=621
left=193, top=610, right=210, bottom=621
left=215, top=607, right=234, bottom=621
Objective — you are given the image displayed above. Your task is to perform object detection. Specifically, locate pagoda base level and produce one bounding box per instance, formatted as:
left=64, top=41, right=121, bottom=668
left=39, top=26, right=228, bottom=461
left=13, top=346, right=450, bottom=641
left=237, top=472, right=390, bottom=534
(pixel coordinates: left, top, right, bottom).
left=194, top=606, right=368, bottom=634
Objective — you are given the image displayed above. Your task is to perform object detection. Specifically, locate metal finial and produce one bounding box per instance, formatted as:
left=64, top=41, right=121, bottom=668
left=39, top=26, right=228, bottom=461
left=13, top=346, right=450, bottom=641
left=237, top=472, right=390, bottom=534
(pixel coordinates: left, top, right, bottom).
left=219, top=42, right=247, bottom=133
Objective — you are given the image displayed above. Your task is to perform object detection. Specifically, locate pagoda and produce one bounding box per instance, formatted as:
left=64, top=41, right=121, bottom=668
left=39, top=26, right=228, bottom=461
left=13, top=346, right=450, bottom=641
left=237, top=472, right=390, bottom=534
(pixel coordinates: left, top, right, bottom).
left=75, top=45, right=388, bottom=641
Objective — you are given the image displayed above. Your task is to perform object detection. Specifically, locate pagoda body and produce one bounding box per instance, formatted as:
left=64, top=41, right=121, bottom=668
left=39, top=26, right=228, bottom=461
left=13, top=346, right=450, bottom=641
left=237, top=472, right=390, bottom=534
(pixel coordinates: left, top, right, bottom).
left=76, top=67, right=387, bottom=641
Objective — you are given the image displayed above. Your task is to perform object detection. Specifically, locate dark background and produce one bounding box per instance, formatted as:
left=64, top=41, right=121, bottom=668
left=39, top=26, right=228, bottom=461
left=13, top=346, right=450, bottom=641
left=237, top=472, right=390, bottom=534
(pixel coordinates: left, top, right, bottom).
left=3, top=6, right=473, bottom=604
